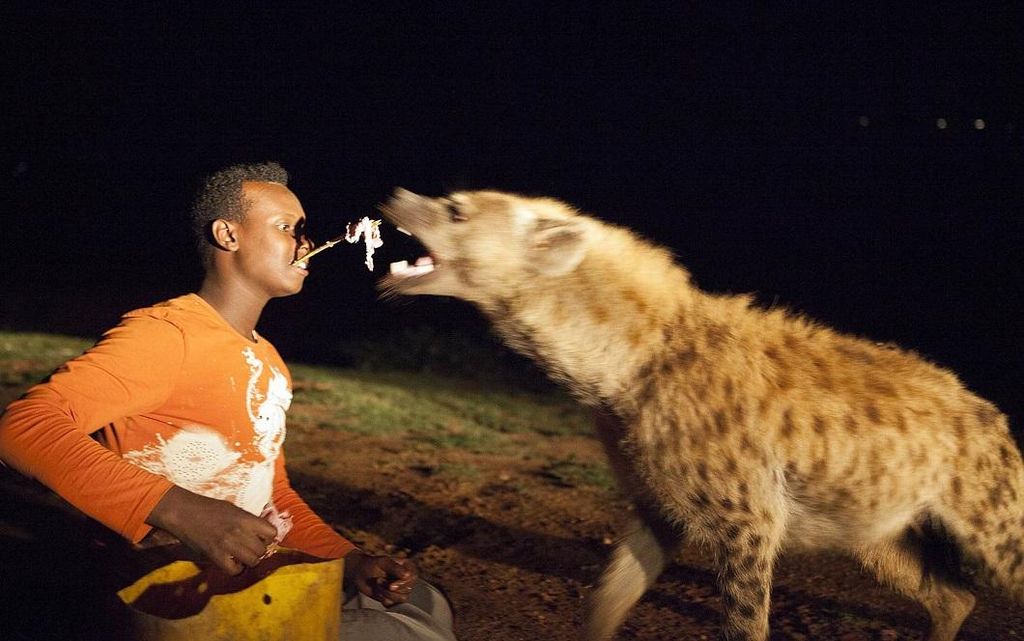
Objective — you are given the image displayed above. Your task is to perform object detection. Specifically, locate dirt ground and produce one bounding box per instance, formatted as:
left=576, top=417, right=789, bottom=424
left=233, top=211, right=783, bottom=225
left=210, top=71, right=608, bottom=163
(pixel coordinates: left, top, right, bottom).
left=3, top=378, right=1024, bottom=640
left=280, top=418, right=1024, bottom=641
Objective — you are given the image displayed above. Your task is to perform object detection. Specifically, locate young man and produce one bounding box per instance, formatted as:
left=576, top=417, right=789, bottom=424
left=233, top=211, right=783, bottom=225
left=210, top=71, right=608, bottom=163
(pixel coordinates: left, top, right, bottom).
left=0, top=162, right=456, bottom=641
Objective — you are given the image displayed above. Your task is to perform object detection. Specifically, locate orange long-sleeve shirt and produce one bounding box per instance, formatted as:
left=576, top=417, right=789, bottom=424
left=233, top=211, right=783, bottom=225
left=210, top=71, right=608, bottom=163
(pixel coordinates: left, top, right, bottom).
left=0, top=294, right=353, bottom=560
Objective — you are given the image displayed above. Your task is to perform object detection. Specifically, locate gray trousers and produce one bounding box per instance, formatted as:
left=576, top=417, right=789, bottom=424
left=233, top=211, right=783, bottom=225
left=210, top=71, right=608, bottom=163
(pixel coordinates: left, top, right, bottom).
left=341, top=581, right=457, bottom=641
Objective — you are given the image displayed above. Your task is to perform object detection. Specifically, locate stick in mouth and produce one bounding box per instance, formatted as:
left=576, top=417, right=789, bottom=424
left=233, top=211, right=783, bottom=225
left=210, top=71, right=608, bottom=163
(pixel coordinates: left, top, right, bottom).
left=291, top=217, right=383, bottom=271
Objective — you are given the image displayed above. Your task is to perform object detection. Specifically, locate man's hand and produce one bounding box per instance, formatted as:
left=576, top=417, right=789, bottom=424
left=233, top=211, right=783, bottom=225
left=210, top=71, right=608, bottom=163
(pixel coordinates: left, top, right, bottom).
left=344, top=549, right=418, bottom=606
left=146, top=485, right=279, bottom=575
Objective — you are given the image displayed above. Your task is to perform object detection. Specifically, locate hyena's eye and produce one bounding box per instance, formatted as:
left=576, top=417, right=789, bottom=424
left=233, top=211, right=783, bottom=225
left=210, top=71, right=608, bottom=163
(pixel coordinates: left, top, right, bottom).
left=447, top=201, right=468, bottom=223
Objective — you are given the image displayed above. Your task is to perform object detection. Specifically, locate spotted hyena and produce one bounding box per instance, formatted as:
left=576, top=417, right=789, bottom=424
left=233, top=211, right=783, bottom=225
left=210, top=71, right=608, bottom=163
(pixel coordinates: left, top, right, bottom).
left=378, top=188, right=1023, bottom=641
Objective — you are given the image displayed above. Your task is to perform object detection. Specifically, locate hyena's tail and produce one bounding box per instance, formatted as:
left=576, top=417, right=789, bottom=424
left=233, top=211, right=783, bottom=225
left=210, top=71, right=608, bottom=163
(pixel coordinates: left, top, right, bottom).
left=582, top=521, right=668, bottom=641
left=938, top=418, right=1024, bottom=602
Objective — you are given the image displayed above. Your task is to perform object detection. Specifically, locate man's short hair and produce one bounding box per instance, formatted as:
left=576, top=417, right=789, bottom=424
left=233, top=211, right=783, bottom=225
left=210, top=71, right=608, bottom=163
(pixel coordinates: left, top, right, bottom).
left=190, top=161, right=290, bottom=262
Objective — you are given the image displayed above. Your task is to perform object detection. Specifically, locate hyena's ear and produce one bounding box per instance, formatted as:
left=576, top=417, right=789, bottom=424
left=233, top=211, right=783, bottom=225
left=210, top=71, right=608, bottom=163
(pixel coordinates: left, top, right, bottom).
left=528, top=218, right=587, bottom=276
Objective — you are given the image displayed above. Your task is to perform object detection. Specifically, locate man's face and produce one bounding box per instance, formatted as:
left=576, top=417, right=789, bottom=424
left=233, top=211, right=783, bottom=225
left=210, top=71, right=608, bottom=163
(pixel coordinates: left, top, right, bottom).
left=232, top=181, right=312, bottom=298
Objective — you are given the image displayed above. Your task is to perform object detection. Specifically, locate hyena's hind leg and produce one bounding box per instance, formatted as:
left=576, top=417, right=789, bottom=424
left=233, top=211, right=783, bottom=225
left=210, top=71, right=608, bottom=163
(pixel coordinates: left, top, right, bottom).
left=583, top=519, right=675, bottom=641
left=936, top=423, right=1024, bottom=605
left=853, top=523, right=975, bottom=641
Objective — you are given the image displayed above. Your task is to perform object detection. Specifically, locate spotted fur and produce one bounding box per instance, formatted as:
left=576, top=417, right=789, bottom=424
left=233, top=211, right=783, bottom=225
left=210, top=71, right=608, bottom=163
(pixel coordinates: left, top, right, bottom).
left=379, top=188, right=1022, bottom=641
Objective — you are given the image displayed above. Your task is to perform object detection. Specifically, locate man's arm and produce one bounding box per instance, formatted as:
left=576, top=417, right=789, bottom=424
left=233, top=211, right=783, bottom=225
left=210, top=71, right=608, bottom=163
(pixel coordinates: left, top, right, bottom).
left=270, top=452, right=420, bottom=603
left=270, top=452, right=355, bottom=559
left=0, top=314, right=280, bottom=574
left=0, top=316, right=185, bottom=541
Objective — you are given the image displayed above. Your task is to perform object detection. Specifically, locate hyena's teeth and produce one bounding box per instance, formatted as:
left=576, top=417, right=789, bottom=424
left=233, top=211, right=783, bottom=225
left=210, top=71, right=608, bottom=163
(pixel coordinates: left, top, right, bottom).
left=396, top=226, right=412, bottom=236
left=389, top=259, right=435, bottom=277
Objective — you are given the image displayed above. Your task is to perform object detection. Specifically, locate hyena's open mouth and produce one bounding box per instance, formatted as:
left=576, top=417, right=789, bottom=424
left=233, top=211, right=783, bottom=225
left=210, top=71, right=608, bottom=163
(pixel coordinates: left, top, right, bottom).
left=378, top=241, right=438, bottom=296
left=376, top=188, right=446, bottom=297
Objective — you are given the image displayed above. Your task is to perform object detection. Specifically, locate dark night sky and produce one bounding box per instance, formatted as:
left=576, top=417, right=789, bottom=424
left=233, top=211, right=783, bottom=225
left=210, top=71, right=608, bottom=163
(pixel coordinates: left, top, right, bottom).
left=2, top=3, right=1022, bottom=419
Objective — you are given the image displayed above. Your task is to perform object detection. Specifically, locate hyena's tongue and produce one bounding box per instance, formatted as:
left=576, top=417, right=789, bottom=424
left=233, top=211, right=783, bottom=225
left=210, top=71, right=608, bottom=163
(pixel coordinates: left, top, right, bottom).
left=389, top=256, right=435, bottom=277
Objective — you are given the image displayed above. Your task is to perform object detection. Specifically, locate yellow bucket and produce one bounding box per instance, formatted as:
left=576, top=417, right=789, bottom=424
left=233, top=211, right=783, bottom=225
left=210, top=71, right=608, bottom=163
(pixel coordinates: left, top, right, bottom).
left=117, top=550, right=343, bottom=641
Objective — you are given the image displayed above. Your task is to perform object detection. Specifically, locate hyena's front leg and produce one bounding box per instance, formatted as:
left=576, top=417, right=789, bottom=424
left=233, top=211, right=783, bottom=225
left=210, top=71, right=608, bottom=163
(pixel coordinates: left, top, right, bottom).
left=583, top=521, right=669, bottom=641
left=584, top=409, right=683, bottom=640
left=715, top=514, right=785, bottom=641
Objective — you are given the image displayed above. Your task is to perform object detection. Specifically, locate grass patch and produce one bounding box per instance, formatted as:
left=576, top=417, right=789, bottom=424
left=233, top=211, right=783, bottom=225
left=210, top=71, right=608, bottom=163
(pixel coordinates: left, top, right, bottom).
left=539, top=455, right=617, bottom=490
left=290, top=363, right=591, bottom=453
left=0, top=332, right=94, bottom=387
left=334, top=323, right=562, bottom=393
left=436, top=460, right=481, bottom=479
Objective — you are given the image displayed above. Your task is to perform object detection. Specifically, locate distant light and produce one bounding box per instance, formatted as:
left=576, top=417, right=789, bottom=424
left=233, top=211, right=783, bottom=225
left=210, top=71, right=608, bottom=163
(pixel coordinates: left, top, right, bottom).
left=936, top=118, right=948, bottom=130
left=858, top=115, right=870, bottom=127
left=974, top=118, right=986, bottom=130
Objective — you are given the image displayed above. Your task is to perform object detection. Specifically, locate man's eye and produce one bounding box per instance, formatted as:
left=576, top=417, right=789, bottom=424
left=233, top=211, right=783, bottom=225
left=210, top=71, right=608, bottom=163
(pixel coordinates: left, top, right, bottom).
left=447, top=202, right=467, bottom=222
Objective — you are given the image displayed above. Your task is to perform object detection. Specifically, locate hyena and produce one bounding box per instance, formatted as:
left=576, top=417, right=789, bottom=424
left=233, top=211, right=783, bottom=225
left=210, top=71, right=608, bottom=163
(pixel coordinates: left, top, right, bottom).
left=378, top=188, right=1023, bottom=641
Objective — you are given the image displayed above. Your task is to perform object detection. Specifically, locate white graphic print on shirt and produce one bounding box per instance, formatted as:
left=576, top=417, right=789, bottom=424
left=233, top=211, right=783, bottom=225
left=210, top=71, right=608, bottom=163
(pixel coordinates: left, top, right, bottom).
left=123, top=346, right=292, bottom=518
left=243, top=346, right=291, bottom=460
